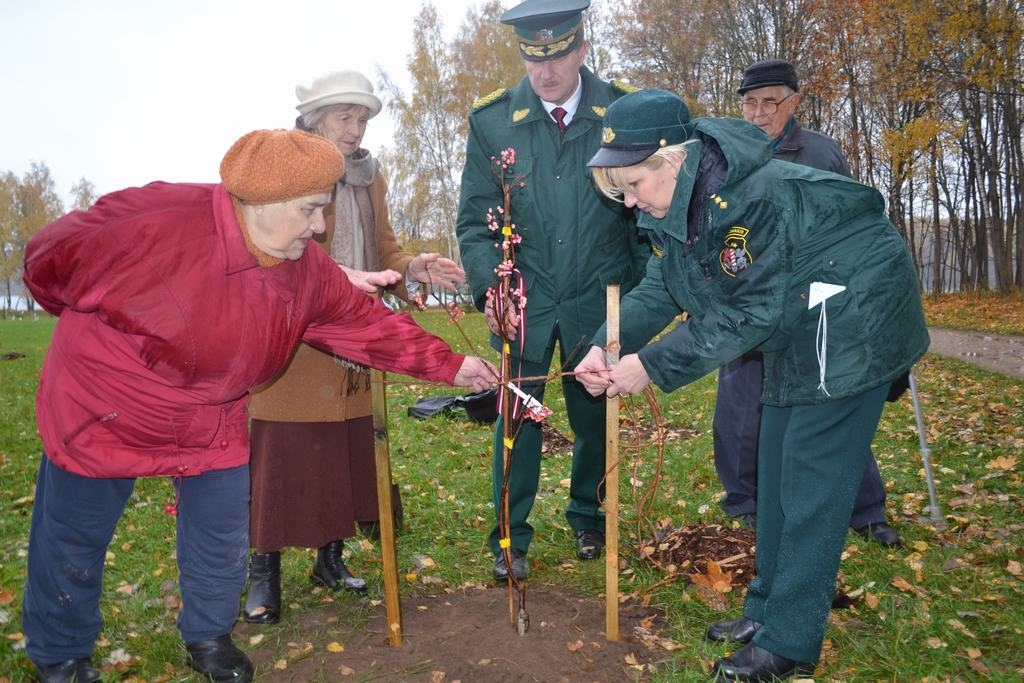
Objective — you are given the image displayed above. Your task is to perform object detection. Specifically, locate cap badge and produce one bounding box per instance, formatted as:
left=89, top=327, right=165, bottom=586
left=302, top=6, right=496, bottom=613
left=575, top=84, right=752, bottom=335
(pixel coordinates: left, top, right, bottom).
left=602, top=127, right=616, bottom=144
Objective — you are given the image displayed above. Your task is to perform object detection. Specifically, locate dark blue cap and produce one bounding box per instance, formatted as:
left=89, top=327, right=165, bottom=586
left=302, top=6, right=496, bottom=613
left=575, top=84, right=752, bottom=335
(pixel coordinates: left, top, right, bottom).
left=738, top=59, right=800, bottom=94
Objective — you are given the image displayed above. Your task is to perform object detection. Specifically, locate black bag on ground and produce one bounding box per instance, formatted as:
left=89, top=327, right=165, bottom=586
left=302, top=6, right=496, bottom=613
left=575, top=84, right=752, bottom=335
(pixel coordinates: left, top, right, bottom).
left=407, top=388, right=499, bottom=423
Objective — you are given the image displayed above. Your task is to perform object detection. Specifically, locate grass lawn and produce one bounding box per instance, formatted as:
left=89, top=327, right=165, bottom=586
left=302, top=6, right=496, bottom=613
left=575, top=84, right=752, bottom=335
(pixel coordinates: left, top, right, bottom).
left=0, top=293, right=1022, bottom=681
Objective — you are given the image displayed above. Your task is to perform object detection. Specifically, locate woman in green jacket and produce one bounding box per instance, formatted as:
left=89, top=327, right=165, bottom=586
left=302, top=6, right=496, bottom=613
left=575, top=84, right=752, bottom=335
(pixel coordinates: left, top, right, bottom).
left=575, top=89, right=928, bottom=681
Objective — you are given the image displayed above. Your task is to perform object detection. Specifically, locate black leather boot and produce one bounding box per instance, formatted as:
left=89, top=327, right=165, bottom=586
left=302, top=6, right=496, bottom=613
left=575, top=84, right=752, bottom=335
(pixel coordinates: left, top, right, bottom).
left=243, top=551, right=281, bottom=624
left=185, top=633, right=254, bottom=683
left=311, top=540, right=368, bottom=595
left=358, top=484, right=405, bottom=540
left=33, top=658, right=100, bottom=683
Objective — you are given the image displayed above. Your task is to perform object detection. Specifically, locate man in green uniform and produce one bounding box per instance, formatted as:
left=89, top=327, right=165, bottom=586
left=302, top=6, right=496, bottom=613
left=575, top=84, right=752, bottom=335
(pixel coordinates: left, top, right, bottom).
left=455, top=0, right=649, bottom=581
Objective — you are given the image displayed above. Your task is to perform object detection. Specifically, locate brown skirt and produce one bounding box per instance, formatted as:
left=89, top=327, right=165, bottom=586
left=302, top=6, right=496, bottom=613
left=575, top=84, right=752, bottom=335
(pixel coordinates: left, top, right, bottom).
left=248, top=417, right=378, bottom=552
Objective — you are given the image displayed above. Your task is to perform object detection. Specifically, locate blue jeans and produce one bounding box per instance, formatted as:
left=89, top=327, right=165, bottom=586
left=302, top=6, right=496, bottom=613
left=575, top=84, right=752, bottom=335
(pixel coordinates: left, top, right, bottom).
left=23, top=453, right=249, bottom=665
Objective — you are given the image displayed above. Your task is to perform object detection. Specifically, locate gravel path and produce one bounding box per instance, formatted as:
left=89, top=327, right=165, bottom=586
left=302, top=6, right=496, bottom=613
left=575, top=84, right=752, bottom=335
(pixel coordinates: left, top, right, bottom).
left=926, top=327, right=1024, bottom=378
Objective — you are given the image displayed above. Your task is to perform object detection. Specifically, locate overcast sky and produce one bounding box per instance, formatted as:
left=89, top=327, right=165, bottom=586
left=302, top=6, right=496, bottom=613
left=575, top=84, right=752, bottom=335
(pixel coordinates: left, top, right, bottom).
left=1, top=0, right=481, bottom=205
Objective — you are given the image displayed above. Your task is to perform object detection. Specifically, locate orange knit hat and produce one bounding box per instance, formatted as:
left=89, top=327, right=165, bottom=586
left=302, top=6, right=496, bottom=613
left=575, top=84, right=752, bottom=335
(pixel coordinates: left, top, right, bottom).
left=220, top=129, right=344, bottom=204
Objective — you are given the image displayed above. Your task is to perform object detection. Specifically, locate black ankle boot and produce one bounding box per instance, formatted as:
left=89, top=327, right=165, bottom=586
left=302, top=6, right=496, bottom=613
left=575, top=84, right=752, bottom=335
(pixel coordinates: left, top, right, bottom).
left=243, top=551, right=281, bottom=624
left=311, top=540, right=367, bottom=595
left=33, top=658, right=100, bottom=683
left=185, top=633, right=254, bottom=683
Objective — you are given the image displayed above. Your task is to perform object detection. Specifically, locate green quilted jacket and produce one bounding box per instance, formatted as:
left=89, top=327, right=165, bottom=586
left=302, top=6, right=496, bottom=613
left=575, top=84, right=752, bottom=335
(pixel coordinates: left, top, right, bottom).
left=592, top=117, right=929, bottom=405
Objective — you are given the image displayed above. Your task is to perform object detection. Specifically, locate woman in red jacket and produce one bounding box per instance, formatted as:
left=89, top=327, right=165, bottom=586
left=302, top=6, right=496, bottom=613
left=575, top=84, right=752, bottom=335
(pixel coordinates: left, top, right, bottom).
left=21, top=128, right=495, bottom=683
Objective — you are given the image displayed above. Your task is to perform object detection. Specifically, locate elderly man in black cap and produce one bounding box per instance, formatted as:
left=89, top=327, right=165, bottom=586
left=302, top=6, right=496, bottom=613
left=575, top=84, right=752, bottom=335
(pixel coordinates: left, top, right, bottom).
left=710, top=57, right=902, bottom=548
left=456, top=0, right=649, bottom=582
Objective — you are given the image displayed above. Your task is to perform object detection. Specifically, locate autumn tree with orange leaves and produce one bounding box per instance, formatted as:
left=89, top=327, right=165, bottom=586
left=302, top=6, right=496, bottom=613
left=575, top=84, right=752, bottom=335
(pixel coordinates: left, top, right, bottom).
left=375, top=0, right=1019, bottom=294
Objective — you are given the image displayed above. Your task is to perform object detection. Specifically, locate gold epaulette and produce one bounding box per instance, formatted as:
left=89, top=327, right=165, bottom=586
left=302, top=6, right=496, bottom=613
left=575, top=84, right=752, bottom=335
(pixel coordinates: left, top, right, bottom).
left=472, top=88, right=508, bottom=111
left=611, top=79, right=640, bottom=95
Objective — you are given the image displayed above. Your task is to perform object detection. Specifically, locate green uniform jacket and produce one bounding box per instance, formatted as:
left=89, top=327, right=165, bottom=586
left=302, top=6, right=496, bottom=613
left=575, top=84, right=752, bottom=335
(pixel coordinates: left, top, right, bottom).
left=456, top=67, right=649, bottom=364
left=593, top=117, right=929, bottom=406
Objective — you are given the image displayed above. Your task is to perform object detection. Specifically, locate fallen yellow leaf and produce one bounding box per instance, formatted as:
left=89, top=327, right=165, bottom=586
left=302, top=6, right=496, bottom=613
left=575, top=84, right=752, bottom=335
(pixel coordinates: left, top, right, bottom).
left=326, top=641, right=345, bottom=653
left=986, top=455, right=1017, bottom=471
left=274, top=659, right=288, bottom=670
left=891, top=576, right=915, bottom=592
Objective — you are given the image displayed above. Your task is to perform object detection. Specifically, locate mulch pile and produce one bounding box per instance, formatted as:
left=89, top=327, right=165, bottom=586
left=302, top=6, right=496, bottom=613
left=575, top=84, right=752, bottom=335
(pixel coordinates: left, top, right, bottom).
left=642, top=523, right=757, bottom=585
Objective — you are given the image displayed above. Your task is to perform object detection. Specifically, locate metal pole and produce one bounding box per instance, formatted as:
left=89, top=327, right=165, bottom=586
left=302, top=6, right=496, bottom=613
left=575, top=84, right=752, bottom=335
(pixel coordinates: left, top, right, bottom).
left=908, top=370, right=945, bottom=528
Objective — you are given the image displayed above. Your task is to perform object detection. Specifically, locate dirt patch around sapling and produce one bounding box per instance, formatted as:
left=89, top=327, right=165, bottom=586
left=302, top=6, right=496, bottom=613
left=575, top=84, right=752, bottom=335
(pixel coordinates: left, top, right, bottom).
left=237, top=586, right=673, bottom=682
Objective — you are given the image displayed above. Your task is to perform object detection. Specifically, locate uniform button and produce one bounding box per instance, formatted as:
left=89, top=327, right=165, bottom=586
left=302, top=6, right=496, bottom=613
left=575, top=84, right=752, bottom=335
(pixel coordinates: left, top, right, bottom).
left=557, top=239, right=564, bottom=244
left=829, top=259, right=837, bottom=267
left=220, top=440, right=229, bottom=449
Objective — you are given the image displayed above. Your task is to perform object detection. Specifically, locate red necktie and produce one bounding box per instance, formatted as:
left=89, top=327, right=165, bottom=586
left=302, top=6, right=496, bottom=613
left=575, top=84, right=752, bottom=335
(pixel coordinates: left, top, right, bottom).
left=552, top=106, right=567, bottom=132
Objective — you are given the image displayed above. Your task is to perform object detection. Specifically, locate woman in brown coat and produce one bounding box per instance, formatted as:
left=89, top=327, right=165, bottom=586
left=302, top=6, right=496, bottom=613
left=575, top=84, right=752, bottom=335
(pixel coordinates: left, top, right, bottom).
left=244, top=69, right=465, bottom=624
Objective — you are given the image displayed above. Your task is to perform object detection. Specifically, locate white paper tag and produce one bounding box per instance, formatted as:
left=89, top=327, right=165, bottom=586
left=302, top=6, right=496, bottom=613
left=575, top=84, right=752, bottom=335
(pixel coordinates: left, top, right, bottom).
left=808, top=281, right=846, bottom=309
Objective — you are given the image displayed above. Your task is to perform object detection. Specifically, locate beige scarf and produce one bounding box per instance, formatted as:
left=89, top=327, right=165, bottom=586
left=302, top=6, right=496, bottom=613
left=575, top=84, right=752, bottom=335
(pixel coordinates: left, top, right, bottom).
left=331, top=148, right=379, bottom=270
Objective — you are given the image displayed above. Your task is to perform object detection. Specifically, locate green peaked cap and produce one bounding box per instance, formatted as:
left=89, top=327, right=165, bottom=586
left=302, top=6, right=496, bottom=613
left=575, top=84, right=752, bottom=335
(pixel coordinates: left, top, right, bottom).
left=588, top=89, right=694, bottom=168
left=500, top=0, right=590, bottom=61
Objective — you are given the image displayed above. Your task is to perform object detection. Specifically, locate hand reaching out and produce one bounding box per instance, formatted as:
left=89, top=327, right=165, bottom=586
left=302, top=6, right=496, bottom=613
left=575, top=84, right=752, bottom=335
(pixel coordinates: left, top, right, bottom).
left=575, top=346, right=651, bottom=398
left=408, top=253, right=465, bottom=291
left=340, top=265, right=403, bottom=293
left=454, top=356, right=499, bottom=392
left=575, top=345, right=610, bottom=396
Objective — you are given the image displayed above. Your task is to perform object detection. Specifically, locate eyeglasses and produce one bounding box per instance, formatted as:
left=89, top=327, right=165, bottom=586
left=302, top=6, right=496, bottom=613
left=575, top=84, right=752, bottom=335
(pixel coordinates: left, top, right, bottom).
left=740, top=93, right=795, bottom=115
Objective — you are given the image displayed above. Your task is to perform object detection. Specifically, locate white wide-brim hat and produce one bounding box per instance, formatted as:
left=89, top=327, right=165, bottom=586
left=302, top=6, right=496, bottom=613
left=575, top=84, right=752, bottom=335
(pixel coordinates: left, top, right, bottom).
left=295, top=69, right=383, bottom=118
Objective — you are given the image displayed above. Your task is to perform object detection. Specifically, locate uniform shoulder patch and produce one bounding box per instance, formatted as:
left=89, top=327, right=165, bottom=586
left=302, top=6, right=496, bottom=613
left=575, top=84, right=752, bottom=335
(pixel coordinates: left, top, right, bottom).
left=472, top=88, right=508, bottom=111
left=611, top=79, right=640, bottom=95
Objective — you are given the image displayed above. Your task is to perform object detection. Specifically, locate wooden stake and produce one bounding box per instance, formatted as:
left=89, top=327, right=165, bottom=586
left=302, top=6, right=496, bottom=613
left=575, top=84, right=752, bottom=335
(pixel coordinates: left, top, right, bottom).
left=371, top=367, right=402, bottom=646
left=604, top=284, right=620, bottom=641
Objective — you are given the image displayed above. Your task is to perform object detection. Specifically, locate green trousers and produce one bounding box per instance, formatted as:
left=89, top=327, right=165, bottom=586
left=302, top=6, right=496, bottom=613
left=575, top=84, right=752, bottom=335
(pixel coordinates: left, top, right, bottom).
left=744, top=383, right=889, bottom=664
left=488, top=343, right=606, bottom=556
